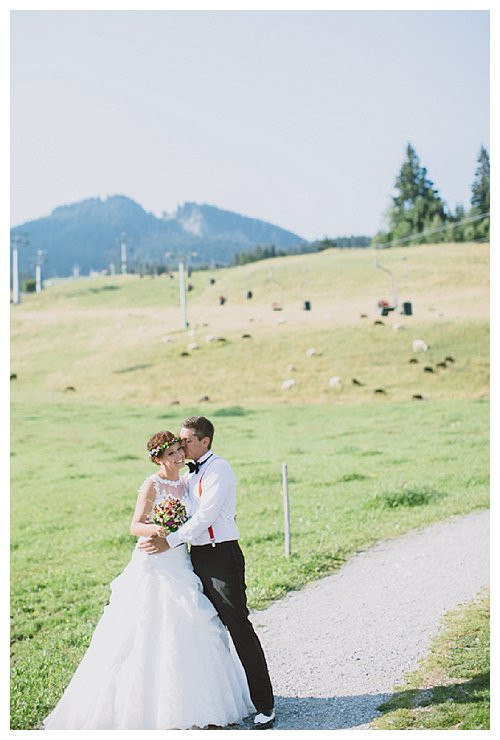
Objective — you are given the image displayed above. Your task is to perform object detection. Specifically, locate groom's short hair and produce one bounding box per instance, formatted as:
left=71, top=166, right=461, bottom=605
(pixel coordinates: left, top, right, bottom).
left=181, top=416, right=214, bottom=448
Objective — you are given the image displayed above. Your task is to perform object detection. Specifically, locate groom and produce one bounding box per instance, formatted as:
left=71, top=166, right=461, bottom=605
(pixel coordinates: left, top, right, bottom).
left=139, top=415, right=275, bottom=730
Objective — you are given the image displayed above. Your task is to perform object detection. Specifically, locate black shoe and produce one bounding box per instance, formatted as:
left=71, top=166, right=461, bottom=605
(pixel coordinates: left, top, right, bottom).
left=253, top=710, right=275, bottom=730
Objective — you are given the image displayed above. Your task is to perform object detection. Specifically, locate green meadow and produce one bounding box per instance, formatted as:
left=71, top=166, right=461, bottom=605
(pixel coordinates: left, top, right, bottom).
left=10, top=242, right=489, bottom=728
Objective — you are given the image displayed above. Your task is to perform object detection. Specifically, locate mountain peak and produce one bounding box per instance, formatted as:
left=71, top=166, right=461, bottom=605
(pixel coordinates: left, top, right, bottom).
left=11, top=194, right=306, bottom=276
left=175, top=202, right=205, bottom=236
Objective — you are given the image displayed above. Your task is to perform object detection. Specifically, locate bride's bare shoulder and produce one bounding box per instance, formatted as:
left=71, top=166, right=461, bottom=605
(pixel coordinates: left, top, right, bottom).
left=137, top=476, right=156, bottom=497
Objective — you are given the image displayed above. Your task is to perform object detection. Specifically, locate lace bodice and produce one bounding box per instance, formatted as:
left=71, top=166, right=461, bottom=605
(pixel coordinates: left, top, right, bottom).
left=146, top=473, right=190, bottom=513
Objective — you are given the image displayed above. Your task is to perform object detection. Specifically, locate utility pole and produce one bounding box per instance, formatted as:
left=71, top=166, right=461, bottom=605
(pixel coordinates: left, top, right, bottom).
left=178, top=258, right=188, bottom=328
left=11, top=237, right=20, bottom=304
left=35, top=250, right=47, bottom=293
left=29, top=249, right=48, bottom=294
left=121, top=236, right=127, bottom=274
left=11, top=233, right=29, bottom=304
left=282, top=463, right=291, bottom=557
left=167, top=250, right=196, bottom=329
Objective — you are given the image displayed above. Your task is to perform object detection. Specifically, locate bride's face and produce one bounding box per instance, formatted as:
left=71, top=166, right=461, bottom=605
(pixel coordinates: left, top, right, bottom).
left=159, top=442, right=185, bottom=472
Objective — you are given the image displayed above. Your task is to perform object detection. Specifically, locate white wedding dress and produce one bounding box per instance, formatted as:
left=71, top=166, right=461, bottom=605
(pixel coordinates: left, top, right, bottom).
left=43, top=475, right=254, bottom=729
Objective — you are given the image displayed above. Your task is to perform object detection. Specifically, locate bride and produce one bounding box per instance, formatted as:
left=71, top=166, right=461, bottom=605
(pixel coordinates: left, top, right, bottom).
left=43, top=431, right=254, bottom=729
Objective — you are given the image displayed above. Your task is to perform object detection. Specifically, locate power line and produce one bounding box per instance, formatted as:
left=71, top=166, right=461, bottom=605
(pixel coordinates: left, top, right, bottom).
left=375, top=211, right=490, bottom=249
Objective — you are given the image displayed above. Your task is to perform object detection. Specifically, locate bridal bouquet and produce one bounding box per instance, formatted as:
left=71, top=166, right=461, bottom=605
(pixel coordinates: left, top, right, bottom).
left=152, top=496, right=188, bottom=534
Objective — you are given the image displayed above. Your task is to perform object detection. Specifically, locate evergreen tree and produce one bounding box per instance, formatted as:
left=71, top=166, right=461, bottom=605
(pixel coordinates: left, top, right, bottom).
left=386, top=143, right=447, bottom=244
left=444, top=203, right=466, bottom=243
left=470, top=145, right=490, bottom=240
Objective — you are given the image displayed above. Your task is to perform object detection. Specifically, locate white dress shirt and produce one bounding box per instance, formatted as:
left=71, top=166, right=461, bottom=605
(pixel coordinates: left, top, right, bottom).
left=166, top=452, right=239, bottom=548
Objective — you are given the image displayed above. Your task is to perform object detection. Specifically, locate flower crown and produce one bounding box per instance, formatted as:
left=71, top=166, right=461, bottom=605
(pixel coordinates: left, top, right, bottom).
left=148, top=437, right=181, bottom=458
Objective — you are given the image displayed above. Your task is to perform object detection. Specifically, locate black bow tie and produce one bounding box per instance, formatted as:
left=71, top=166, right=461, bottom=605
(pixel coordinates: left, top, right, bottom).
left=187, top=455, right=213, bottom=474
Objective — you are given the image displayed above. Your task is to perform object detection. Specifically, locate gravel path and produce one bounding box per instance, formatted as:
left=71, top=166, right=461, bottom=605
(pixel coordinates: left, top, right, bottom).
left=244, top=509, right=489, bottom=730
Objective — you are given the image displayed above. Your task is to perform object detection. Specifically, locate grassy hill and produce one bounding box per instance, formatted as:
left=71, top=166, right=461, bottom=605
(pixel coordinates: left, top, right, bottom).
left=11, top=242, right=489, bottom=406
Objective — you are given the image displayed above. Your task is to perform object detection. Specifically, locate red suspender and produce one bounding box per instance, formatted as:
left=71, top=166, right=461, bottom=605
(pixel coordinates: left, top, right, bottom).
left=198, top=474, right=216, bottom=546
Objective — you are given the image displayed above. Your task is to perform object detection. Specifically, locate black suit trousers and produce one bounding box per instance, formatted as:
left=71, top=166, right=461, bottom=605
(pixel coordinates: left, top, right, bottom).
left=190, top=540, right=274, bottom=716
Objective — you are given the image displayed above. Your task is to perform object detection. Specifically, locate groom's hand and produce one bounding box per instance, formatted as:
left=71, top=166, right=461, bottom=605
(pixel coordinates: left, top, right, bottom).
left=138, top=535, right=170, bottom=555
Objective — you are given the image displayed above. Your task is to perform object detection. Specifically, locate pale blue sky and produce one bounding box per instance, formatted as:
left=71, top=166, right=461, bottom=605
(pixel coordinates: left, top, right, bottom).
left=10, top=9, right=489, bottom=240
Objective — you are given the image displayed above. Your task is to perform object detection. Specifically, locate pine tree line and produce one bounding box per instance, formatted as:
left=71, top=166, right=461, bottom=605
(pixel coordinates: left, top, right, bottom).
left=233, top=235, right=371, bottom=266
left=373, top=144, right=489, bottom=247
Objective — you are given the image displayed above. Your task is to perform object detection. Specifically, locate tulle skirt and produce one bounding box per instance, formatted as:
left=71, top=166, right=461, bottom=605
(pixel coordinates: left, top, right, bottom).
left=43, top=543, right=254, bottom=729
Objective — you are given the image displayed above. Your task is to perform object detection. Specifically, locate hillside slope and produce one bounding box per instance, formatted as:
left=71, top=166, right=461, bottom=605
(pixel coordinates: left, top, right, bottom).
left=10, top=242, right=489, bottom=406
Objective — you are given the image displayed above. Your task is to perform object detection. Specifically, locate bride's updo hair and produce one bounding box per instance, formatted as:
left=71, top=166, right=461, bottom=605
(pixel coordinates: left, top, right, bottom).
left=147, top=431, right=181, bottom=465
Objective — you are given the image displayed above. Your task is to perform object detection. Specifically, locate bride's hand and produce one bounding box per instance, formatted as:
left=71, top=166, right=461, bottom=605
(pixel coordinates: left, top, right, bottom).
left=139, top=535, right=170, bottom=554
left=151, top=525, right=167, bottom=537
